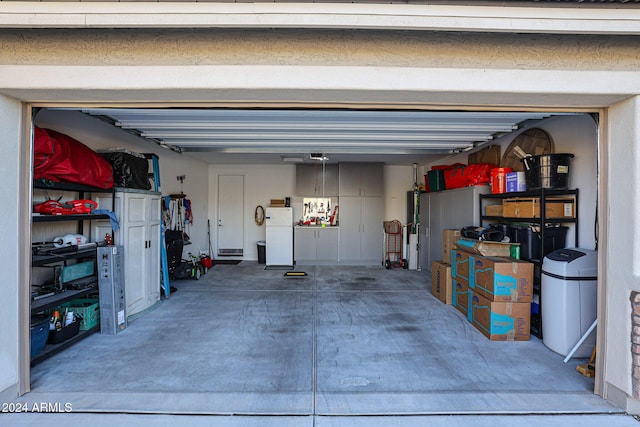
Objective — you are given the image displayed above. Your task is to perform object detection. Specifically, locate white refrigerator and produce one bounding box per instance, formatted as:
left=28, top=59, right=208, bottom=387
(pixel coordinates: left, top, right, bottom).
left=265, top=207, right=294, bottom=266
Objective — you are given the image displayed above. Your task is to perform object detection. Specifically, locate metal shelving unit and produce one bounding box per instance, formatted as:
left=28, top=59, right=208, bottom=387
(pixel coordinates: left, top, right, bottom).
left=30, top=180, right=114, bottom=364
left=479, top=188, right=579, bottom=338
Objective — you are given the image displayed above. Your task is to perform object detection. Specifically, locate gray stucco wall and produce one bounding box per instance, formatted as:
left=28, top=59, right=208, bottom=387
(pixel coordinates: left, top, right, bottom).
left=0, top=29, right=639, bottom=71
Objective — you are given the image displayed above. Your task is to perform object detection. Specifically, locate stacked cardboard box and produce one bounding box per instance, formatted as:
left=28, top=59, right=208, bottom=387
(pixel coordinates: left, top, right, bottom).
left=431, top=261, right=452, bottom=304
left=270, top=199, right=286, bottom=207
left=430, top=229, right=460, bottom=305
left=470, top=292, right=531, bottom=341
left=451, top=249, right=474, bottom=320
left=470, top=255, right=532, bottom=341
left=473, top=256, right=533, bottom=302
left=485, top=204, right=503, bottom=216
left=442, top=229, right=461, bottom=262
left=451, top=248, right=533, bottom=341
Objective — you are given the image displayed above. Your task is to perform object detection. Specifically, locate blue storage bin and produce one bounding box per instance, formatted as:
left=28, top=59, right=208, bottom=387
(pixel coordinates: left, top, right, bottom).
left=30, top=318, right=50, bottom=358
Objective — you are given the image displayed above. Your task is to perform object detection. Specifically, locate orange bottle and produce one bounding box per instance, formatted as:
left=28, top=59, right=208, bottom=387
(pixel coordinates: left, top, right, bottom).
left=50, top=310, right=62, bottom=331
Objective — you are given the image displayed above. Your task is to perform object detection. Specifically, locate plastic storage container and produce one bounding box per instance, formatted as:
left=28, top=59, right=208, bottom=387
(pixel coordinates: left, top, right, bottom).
left=61, top=298, right=100, bottom=330
left=510, top=225, right=568, bottom=261
left=30, top=318, right=50, bottom=358
left=47, top=317, right=81, bottom=344
left=425, top=170, right=446, bottom=192
left=541, top=248, right=598, bottom=357
left=522, top=153, right=574, bottom=190
left=489, top=223, right=515, bottom=242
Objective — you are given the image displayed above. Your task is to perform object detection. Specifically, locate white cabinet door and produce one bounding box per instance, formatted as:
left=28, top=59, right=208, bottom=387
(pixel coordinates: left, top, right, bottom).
left=123, top=193, right=150, bottom=315
left=91, top=190, right=161, bottom=316
left=124, top=219, right=147, bottom=315
left=147, top=195, right=161, bottom=303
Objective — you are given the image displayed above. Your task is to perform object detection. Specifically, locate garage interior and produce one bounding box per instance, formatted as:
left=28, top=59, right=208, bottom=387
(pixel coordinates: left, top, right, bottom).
left=20, top=105, right=614, bottom=417
left=25, top=264, right=613, bottom=416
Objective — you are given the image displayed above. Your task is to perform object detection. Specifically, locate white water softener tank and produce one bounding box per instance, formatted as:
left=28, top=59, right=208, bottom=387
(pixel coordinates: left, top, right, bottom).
left=541, top=248, right=598, bottom=358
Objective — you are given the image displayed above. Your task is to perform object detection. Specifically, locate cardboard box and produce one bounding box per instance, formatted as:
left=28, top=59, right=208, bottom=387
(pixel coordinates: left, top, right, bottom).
left=506, top=171, right=526, bottom=192
left=485, top=204, right=503, bottom=216
left=452, top=249, right=473, bottom=283
left=502, top=197, right=575, bottom=219
left=431, top=261, right=452, bottom=305
left=270, top=199, right=286, bottom=207
left=456, top=238, right=514, bottom=258
left=442, top=229, right=461, bottom=262
left=472, top=256, right=533, bottom=302
left=471, top=291, right=531, bottom=341
left=452, top=277, right=472, bottom=321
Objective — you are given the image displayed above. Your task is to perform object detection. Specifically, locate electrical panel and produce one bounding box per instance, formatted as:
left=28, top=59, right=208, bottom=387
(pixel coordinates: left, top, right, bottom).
left=97, top=246, right=127, bottom=335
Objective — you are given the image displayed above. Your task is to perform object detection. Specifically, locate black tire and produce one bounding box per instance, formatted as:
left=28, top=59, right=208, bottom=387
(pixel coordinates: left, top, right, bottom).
left=402, top=259, right=408, bottom=269
left=385, top=260, right=391, bottom=269
left=195, top=269, right=201, bottom=280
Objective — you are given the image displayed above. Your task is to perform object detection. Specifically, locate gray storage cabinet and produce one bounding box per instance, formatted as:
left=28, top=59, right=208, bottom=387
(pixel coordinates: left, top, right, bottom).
left=338, top=162, right=383, bottom=197
left=337, top=162, right=384, bottom=265
left=419, top=185, right=490, bottom=271
left=295, top=164, right=338, bottom=196
left=294, top=227, right=339, bottom=265
left=339, top=196, right=383, bottom=265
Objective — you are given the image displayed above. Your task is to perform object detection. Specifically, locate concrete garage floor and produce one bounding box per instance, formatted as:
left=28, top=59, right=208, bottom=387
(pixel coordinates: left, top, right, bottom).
left=12, top=263, right=635, bottom=426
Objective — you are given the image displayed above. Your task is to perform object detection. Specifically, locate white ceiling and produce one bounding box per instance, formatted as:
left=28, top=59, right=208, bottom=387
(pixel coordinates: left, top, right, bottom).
left=78, top=108, right=570, bottom=165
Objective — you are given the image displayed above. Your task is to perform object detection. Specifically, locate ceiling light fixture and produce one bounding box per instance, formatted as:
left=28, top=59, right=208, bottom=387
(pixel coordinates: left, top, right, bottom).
left=281, top=156, right=304, bottom=163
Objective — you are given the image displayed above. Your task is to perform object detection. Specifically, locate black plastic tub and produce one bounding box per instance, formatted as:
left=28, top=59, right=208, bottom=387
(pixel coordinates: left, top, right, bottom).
left=522, top=153, right=574, bottom=190
left=47, top=319, right=80, bottom=344
left=510, top=225, right=568, bottom=262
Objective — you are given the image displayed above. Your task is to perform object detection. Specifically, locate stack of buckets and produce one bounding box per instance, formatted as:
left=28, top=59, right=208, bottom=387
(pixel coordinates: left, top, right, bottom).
left=490, top=167, right=513, bottom=194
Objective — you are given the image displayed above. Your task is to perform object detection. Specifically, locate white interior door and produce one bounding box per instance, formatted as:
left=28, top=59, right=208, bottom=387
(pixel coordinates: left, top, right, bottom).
left=217, top=174, right=245, bottom=256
